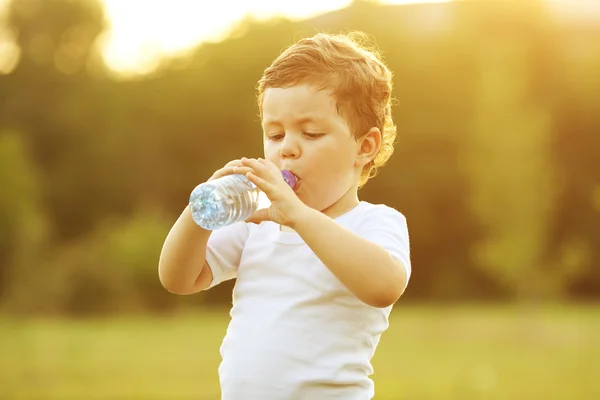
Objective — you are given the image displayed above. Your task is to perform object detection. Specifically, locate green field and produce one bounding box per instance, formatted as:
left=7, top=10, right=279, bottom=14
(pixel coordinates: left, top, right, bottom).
left=1, top=305, right=598, bottom=399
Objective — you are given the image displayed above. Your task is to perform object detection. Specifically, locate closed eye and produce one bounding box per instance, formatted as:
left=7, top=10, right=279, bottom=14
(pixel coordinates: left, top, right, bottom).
left=304, top=132, right=325, bottom=139
left=267, top=133, right=284, bottom=141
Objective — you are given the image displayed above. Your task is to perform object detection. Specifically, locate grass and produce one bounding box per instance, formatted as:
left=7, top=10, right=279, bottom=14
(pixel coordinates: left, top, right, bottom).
left=0, top=304, right=598, bottom=399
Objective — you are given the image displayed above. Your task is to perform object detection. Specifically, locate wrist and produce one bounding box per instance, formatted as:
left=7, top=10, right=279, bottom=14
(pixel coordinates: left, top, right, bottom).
left=290, top=203, right=319, bottom=231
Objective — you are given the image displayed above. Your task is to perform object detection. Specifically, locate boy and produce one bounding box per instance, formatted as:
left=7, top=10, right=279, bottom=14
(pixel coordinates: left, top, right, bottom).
left=159, top=32, right=411, bottom=400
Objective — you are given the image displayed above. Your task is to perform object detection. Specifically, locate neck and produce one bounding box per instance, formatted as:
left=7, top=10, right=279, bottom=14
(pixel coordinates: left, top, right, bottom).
left=319, top=184, right=360, bottom=220
left=280, top=184, right=360, bottom=233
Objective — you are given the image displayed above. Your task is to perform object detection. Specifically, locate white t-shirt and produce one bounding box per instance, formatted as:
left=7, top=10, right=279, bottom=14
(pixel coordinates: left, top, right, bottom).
left=205, top=201, right=411, bottom=400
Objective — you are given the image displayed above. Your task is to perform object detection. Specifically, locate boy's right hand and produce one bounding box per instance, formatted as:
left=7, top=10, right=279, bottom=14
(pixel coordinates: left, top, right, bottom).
left=207, top=159, right=254, bottom=182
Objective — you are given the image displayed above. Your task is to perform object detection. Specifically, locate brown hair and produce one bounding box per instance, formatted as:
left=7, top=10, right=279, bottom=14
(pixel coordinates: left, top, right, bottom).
left=257, top=32, right=397, bottom=187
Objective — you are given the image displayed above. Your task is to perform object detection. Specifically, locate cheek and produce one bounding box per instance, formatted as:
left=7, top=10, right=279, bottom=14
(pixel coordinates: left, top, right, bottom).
left=263, top=142, right=277, bottom=159
left=309, top=144, right=353, bottom=175
left=310, top=160, right=354, bottom=193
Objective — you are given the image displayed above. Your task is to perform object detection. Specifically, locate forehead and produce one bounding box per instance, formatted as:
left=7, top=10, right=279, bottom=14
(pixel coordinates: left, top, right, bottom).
left=261, top=84, right=339, bottom=125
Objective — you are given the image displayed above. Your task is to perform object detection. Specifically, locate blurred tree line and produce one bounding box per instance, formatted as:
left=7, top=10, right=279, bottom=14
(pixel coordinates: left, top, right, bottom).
left=0, top=0, right=598, bottom=316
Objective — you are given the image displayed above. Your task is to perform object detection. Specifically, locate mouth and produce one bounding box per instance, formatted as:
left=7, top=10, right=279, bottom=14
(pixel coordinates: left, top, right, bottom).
left=290, top=172, right=302, bottom=193
left=282, top=170, right=301, bottom=191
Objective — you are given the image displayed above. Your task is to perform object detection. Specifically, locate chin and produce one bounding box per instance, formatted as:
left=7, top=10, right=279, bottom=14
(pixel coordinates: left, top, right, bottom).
left=296, top=192, right=311, bottom=206
left=295, top=191, right=318, bottom=210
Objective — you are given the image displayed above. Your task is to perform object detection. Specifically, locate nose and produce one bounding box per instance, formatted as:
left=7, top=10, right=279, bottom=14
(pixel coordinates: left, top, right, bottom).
left=280, top=134, right=300, bottom=159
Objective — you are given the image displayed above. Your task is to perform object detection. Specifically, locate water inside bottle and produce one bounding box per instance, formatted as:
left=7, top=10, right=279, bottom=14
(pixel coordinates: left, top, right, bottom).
left=190, top=170, right=297, bottom=230
left=190, top=175, right=261, bottom=230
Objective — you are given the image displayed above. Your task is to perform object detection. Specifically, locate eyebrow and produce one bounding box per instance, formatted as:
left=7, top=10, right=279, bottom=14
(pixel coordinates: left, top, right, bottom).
left=263, top=116, right=324, bottom=126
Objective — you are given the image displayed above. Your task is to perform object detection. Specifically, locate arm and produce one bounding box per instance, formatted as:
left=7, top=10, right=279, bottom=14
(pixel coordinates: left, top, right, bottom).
left=240, top=157, right=410, bottom=308
left=158, top=205, right=214, bottom=295
left=159, top=159, right=252, bottom=294
left=294, top=207, right=408, bottom=308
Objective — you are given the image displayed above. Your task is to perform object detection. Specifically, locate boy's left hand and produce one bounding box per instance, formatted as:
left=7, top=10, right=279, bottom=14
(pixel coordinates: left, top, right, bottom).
left=235, top=157, right=308, bottom=228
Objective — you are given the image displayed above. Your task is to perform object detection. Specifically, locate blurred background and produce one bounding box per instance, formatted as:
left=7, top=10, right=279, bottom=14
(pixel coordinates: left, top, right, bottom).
left=0, top=0, right=599, bottom=398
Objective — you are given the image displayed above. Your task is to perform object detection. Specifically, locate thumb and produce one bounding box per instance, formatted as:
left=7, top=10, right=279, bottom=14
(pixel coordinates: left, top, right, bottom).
left=245, top=208, right=271, bottom=224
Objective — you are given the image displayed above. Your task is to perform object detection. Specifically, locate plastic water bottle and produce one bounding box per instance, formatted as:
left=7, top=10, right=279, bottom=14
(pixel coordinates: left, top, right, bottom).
left=189, top=170, right=298, bottom=230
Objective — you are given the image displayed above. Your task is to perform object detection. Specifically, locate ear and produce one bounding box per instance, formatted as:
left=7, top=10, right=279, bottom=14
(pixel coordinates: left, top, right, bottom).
left=355, top=127, right=382, bottom=167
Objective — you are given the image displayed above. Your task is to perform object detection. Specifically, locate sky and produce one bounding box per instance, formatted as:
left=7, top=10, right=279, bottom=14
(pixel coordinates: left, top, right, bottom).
left=98, top=0, right=452, bottom=76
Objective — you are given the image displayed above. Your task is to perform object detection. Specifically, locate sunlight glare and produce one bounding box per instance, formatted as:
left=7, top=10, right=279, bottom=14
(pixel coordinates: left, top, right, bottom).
left=100, top=0, right=354, bottom=75
left=99, top=0, right=453, bottom=76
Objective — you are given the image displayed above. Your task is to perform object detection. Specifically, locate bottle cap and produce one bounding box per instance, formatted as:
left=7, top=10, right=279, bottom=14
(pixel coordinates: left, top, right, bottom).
left=281, top=170, right=298, bottom=190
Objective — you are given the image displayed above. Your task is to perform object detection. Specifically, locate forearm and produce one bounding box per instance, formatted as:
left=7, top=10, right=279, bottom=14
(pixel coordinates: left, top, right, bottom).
left=158, top=205, right=212, bottom=294
left=294, top=207, right=407, bottom=308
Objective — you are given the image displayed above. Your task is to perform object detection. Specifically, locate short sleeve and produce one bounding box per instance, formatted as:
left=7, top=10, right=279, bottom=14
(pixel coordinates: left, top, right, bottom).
left=204, top=221, right=249, bottom=290
left=355, top=205, right=411, bottom=287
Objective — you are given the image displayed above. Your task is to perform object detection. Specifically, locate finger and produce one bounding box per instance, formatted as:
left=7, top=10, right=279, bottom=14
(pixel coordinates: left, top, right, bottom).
left=231, top=166, right=254, bottom=176
left=245, top=208, right=271, bottom=224
left=258, top=158, right=275, bottom=167
left=209, top=160, right=245, bottom=180
left=208, top=170, right=228, bottom=181
left=209, top=167, right=236, bottom=181
left=246, top=172, right=277, bottom=197
left=243, top=158, right=281, bottom=184
left=257, top=158, right=280, bottom=173
left=242, top=158, right=270, bottom=175
left=225, top=159, right=244, bottom=167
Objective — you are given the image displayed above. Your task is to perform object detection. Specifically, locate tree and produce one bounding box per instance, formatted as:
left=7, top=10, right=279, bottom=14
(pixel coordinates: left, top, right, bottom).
left=460, top=32, right=565, bottom=300
left=0, top=131, right=47, bottom=301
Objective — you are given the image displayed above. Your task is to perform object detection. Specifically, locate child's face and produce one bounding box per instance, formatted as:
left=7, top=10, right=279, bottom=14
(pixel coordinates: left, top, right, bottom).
left=261, top=84, right=361, bottom=211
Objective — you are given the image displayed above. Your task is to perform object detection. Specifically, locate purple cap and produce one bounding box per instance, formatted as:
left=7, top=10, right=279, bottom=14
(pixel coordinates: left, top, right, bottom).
left=281, top=170, right=298, bottom=190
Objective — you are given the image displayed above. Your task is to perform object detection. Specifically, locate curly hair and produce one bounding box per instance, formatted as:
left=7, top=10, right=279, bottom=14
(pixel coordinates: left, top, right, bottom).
left=257, top=32, right=397, bottom=187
